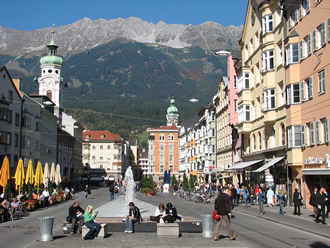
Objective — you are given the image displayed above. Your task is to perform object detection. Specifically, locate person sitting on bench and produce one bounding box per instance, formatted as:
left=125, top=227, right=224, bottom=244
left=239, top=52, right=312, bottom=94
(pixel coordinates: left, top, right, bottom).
left=164, top=202, right=182, bottom=223
left=124, top=202, right=142, bottom=233
left=69, top=201, right=85, bottom=234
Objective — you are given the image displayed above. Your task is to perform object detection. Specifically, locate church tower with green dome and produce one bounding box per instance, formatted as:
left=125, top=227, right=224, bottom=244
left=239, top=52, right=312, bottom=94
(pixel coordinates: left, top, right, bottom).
left=166, top=99, right=179, bottom=126
left=35, top=27, right=64, bottom=120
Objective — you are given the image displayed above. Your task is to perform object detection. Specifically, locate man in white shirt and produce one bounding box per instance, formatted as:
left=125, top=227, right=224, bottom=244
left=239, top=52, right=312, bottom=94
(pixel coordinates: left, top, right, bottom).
left=42, top=189, right=49, bottom=208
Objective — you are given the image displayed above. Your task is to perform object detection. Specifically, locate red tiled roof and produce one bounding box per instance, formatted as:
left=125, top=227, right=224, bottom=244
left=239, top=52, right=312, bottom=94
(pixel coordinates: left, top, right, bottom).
left=149, top=125, right=179, bottom=131
left=83, top=130, right=123, bottom=141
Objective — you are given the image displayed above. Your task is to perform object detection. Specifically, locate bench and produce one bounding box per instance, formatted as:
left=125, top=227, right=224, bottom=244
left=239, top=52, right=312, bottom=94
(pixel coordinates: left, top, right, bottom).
left=93, top=217, right=202, bottom=233
left=82, top=223, right=107, bottom=238
left=157, top=223, right=179, bottom=237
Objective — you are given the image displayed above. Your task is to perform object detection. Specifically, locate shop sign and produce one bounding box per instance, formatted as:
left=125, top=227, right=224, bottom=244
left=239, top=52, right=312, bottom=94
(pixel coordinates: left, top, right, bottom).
left=304, top=157, right=323, bottom=165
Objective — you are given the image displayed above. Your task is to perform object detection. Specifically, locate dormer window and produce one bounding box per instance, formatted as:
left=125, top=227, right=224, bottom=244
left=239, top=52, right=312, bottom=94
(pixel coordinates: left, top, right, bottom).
left=48, top=69, right=52, bottom=73
left=86, top=135, right=90, bottom=138
left=101, top=134, right=105, bottom=138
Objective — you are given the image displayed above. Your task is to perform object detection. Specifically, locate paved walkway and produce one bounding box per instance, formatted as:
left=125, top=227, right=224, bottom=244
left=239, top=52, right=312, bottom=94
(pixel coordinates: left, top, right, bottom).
left=95, top=195, right=158, bottom=218
left=232, top=201, right=329, bottom=237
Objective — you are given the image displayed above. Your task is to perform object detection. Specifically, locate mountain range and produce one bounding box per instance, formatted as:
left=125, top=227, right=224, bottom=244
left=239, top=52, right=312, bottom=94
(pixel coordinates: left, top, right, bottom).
left=0, top=17, right=243, bottom=143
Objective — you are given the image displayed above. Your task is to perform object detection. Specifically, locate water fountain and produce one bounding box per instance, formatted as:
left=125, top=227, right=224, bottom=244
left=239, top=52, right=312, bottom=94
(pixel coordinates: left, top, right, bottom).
left=123, top=166, right=135, bottom=209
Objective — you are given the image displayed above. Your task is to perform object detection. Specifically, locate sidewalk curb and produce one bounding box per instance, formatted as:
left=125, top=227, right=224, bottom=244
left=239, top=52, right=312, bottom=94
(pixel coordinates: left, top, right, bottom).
left=234, top=206, right=329, bottom=239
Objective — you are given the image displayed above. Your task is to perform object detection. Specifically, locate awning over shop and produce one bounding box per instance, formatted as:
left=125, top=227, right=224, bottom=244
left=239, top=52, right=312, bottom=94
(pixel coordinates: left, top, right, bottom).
left=253, top=156, right=285, bottom=173
left=219, top=175, right=233, bottom=179
left=225, top=159, right=263, bottom=170
left=302, top=168, right=330, bottom=175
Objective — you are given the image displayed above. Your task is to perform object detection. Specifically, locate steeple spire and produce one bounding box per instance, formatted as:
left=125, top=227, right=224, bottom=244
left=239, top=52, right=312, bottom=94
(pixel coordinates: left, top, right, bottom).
left=47, top=24, right=58, bottom=55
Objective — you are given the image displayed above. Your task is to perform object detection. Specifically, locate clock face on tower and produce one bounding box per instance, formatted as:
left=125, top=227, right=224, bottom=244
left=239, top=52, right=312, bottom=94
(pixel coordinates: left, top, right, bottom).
left=45, top=78, right=55, bottom=88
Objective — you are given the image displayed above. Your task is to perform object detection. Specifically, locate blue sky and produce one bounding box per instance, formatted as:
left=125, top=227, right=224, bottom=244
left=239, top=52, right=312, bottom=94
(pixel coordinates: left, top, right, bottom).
left=1, top=0, right=248, bottom=31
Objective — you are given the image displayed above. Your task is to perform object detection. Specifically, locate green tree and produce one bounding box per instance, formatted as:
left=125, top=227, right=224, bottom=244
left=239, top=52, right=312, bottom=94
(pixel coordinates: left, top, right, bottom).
left=171, top=175, right=178, bottom=187
left=183, top=173, right=189, bottom=191
left=189, top=175, right=195, bottom=190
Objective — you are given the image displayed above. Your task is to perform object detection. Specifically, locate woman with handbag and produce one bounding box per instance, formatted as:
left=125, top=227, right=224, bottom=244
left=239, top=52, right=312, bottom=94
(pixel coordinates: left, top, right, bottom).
left=214, top=186, right=236, bottom=241
left=151, top=203, right=166, bottom=223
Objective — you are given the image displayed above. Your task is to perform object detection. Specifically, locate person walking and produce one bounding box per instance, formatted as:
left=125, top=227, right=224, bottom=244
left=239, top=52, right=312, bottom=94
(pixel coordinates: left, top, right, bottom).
left=316, top=187, right=327, bottom=224
left=309, top=187, right=319, bottom=220
left=84, top=185, right=90, bottom=199
left=293, top=188, right=303, bottom=216
left=277, top=191, right=286, bottom=215
left=257, top=188, right=265, bottom=215
left=83, top=205, right=100, bottom=240
left=213, top=186, right=236, bottom=241
left=109, top=181, right=115, bottom=201
left=266, top=186, right=274, bottom=207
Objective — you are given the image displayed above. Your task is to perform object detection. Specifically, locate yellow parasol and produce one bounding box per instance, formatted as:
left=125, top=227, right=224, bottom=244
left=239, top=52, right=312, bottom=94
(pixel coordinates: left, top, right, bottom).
left=25, top=159, right=34, bottom=185
left=0, top=156, right=11, bottom=188
left=34, top=161, right=44, bottom=189
left=14, top=158, right=25, bottom=192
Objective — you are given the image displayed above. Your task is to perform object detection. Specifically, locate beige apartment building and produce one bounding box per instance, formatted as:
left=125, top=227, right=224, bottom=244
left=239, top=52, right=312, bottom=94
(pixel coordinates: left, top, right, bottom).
left=232, top=0, right=287, bottom=191
left=82, top=130, right=124, bottom=182
left=283, top=0, right=330, bottom=208
left=214, top=77, right=233, bottom=185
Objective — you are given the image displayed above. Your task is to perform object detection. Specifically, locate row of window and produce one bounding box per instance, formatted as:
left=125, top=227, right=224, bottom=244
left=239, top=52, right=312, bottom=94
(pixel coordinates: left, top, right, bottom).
left=287, top=117, right=329, bottom=148
left=90, top=154, right=122, bottom=160
left=159, top=134, right=174, bottom=141
left=86, top=144, right=120, bottom=150
left=288, top=19, right=330, bottom=66
left=287, top=70, right=325, bottom=105
left=238, top=69, right=325, bottom=124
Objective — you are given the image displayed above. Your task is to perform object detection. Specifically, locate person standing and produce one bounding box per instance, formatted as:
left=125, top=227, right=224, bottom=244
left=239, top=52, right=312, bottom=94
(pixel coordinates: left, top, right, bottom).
left=214, top=186, right=236, bottom=241
left=277, top=191, right=286, bottom=215
left=258, top=188, right=265, bottom=215
left=84, top=185, right=90, bottom=199
left=255, top=184, right=260, bottom=205
left=266, top=187, right=274, bottom=207
left=109, top=182, right=115, bottom=201
left=293, top=188, right=303, bottom=216
left=231, top=186, right=237, bottom=207
left=69, top=201, right=85, bottom=234
left=242, top=186, right=249, bottom=208
left=316, top=187, right=326, bottom=224
left=309, top=187, right=319, bottom=220
left=42, top=188, right=49, bottom=208
left=236, top=185, right=241, bottom=205
left=83, top=205, right=100, bottom=240
left=323, top=188, right=330, bottom=218
left=250, top=186, right=255, bottom=206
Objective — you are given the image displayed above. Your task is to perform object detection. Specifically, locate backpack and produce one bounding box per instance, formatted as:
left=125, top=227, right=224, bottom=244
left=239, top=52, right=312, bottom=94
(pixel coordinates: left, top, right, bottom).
left=114, top=186, right=119, bottom=193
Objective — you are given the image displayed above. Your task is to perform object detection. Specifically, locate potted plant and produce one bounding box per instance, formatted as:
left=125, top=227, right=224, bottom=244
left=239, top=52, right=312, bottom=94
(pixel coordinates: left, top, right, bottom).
left=142, top=176, right=156, bottom=196
left=26, top=183, right=37, bottom=211
left=55, top=185, right=63, bottom=203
